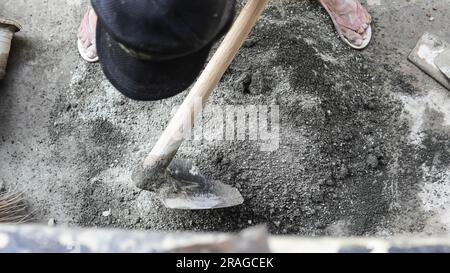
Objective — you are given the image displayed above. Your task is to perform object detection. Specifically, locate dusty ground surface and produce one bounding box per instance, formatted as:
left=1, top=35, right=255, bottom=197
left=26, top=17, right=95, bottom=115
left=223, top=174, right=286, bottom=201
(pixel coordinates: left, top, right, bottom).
left=0, top=0, right=449, bottom=236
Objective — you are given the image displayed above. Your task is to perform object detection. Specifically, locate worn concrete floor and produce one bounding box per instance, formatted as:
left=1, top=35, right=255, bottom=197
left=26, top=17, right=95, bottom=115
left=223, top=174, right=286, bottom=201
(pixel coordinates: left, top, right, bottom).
left=0, top=0, right=449, bottom=236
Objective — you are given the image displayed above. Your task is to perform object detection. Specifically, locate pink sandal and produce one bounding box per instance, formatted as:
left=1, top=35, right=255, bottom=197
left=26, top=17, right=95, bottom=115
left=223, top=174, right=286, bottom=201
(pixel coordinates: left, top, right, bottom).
left=77, top=7, right=99, bottom=63
left=320, top=0, right=372, bottom=50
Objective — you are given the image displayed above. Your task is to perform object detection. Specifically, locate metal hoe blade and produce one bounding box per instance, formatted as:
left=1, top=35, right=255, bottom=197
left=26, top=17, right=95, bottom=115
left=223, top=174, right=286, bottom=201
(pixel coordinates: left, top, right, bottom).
left=435, top=48, right=450, bottom=80
left=408, top=32, right=450, bottom=90
left=158, top=159, right=244, bottom=210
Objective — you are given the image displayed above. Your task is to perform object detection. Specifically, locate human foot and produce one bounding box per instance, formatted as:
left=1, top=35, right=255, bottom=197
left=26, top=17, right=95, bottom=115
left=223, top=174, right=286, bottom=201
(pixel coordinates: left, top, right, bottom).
left=77, top=6, right=99, bottom=62
left=319, top=0, right=372, bottom=49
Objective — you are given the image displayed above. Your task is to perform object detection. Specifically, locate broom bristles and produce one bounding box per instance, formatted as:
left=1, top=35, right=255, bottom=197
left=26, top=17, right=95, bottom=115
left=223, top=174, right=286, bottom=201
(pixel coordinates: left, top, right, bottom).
left=0, top=188, right=32, bottom=224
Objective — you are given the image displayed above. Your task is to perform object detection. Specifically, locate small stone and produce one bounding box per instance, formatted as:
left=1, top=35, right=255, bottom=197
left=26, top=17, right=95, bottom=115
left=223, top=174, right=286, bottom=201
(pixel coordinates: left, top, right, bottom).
left=102, top=209, right=111, bottom=217
left=243, top=38, right=258, bottom=48
left=48, top=218, right=57, bottom=227
left=343, top=132, right=353, bottom=142
left=249, top=71, right=269, bottom=95
left=336, top=165, right=349, bottom=180
left=367, top=154, right=379, bottom=169
left=315, top=223, right=327, bottom=229
left=240, top=173, right=249, bottom=181
left=325, top=179, right=336, bottom=186
left=312, top=192, right=324, bottom=203
left=222, top=158, right=231, bottom=165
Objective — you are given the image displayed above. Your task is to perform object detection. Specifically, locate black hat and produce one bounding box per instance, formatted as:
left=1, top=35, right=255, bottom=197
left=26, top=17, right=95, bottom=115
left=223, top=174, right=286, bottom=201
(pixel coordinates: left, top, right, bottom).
left=92, top=0, right=235, bottom=101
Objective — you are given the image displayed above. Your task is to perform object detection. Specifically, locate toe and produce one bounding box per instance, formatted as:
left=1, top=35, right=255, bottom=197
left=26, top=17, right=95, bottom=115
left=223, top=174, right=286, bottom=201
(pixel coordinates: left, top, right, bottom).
left=353, top=38, right=363, bottom=46
left=362, top=30, right=368, bottom=40
left=357, top=26, right=365, bottom=34
left=356, top=23, right=369, bottom=34
left=86, top=45, right=97, bottom=60
left=342, top=27, right=364, bottom=46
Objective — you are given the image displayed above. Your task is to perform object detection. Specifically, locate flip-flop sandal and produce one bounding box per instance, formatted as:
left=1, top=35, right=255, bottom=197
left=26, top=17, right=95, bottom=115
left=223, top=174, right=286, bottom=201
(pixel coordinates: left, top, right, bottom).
left=320, top=0, right=372, bottom=50
left=77, top=7, right=99, bottom=63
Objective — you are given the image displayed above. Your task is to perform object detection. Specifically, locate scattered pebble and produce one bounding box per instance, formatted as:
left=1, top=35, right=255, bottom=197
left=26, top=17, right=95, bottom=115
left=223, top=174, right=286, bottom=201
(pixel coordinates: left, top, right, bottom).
left=325, top=179, right=336, bottom=186
left=336, top=165, right=349, bottom=180
left=243, top=38, right=258, bottom=48
left=102, top=209, right=111, bottom=217
left=312, top=192, right=325, bottom=203
left=249, top=70, right=269, bottom=95
left=366, top=154, right=379, bottom=169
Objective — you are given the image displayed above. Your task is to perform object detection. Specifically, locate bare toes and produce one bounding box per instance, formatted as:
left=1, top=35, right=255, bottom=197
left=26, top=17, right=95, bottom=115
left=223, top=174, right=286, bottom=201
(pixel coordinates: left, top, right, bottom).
left=86, top=44, right=97, bottom=59
left=342, top=28, right=364, bottom=46
left=357, top=26, right=365, bottom=34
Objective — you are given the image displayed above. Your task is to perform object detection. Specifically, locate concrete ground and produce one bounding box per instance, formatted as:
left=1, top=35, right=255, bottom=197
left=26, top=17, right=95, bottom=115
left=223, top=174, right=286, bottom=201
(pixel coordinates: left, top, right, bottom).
left=0, top=0, right=449, bottom=236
